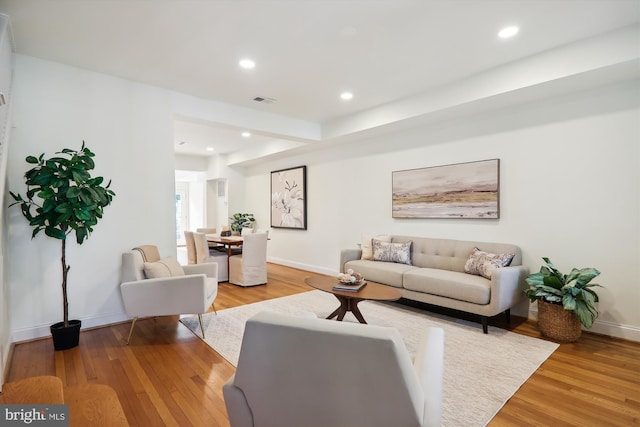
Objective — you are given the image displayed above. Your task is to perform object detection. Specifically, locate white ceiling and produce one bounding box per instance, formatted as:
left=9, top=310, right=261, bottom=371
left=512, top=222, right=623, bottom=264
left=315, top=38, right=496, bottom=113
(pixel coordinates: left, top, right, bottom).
left=2, top=0, right=639, bottom=157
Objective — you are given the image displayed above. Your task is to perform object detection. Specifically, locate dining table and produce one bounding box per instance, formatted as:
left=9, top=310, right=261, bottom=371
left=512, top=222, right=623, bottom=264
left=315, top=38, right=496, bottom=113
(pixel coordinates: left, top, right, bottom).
left=206, top=234, right=244, bottom=258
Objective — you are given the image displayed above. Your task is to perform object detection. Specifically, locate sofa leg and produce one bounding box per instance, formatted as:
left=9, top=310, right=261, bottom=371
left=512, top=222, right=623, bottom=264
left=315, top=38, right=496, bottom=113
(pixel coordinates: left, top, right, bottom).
left=481, top=316, right=488, bottom=334
left=505, top=309, right=511, bottom=324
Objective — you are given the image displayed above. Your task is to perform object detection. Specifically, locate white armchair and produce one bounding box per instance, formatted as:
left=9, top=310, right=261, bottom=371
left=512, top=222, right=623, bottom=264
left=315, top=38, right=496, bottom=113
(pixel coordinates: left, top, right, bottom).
left=223, top=311, right=444, bottom=427
left=229, top=232, right=268, bottom=287
left=120, top=245, right=218, bottom=344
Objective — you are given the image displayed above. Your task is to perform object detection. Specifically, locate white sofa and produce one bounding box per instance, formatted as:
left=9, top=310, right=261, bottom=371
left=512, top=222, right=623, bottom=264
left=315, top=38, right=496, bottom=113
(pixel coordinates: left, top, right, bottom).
left=340, top=235, right=529, bottom=333
left=223, top=311, right=445, bottom=427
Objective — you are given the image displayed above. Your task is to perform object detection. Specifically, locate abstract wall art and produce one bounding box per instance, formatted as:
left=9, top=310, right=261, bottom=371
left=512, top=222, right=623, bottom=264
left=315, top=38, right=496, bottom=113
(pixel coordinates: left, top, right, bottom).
left=392, top=159, right=500, bottom=219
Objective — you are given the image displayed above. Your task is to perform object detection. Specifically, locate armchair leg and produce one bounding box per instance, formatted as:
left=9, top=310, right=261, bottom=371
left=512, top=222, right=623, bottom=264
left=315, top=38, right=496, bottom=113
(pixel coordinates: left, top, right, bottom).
left=126, top=317, right=138, bottom=345
left=212, top=302, right=218, bottom=315
left=198, top=314, right=205, bottom=339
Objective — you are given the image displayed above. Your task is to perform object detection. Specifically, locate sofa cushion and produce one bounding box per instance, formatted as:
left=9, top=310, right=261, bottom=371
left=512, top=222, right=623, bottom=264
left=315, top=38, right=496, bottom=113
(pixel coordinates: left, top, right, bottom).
left=403, top=268, right=491, bottom=305
left=361, top=234, right=391, bottom=260
left=144, top=257, right=185, bottom=278
left=344, top=260, right=417, bottom=288
left=372, top=240, right=412, bottom=265
left=464, top=247, right=515, bottom=279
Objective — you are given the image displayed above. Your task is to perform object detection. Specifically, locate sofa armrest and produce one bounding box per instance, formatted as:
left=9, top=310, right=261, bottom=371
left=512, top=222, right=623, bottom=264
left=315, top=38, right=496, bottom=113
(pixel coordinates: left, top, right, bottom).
left=223, top=375, right=254, bottom=427
left=183, top=262, right=218, bottom=278
left=340, top=248, right=362, bottom=273
left=489, top=265, right=529, bottom=313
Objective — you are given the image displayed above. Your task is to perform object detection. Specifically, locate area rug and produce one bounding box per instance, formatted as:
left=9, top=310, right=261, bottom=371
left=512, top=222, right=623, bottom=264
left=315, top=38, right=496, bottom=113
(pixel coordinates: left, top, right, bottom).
left=180, top=290, right=558, bottom=427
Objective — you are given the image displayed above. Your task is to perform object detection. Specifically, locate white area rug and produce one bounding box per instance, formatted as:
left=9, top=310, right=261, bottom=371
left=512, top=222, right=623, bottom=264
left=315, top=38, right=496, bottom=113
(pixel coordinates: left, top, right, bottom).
left=181, top=290, right=558, bottom=427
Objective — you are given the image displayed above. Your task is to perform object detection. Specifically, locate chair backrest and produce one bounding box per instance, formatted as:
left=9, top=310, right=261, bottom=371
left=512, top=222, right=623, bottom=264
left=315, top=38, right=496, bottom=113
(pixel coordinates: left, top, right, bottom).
left=241, top=227, right=254, bottom=236
left=240, top=233, right=267, bottom=267
left=196, top=227, right=217, bottom=234
left=184, top=231, right=197, bottom=264
left=132, top=245, right=160, bottom=262
left=193, top=232, right=211, bottom=264
left=233, top=311, right=426, bottom=427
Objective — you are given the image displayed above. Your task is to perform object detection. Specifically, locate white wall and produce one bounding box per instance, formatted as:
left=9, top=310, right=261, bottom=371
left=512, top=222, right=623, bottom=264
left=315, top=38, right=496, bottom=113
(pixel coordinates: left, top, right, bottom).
left=243, top=81, right=640, bottom=341
left=6, top=55, right=177, bottom=341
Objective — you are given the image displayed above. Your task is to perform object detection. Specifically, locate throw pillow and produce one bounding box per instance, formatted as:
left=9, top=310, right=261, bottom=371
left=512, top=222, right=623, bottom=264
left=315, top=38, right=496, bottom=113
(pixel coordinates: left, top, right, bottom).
left=144, top=257, right=186, bottom=279
left=361, top=234, right=391, bottom=260
left=372, top=239, right=412, bottom=265
left=464, top=247, right=515, bottom=279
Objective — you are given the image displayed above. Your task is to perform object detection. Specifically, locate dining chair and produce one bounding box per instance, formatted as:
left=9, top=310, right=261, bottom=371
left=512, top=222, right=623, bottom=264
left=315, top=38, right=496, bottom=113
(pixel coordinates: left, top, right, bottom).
left=184, top=230, right=197, bottom=264
left=229, top=232, right=268, bottom=286
left=194, top=231, right=229, bottom=282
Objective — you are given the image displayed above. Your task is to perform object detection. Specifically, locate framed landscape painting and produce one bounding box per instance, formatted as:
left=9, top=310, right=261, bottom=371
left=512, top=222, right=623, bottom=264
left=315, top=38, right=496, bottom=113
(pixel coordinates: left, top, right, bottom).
left=392, top=159, right=500, bottom=219
left=271, top=165, right=307, bottom=229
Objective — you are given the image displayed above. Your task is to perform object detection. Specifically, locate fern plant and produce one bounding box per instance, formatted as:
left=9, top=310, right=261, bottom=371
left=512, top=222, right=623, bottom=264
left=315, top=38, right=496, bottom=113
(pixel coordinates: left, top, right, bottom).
left=525, top=257, right=603, bottom=328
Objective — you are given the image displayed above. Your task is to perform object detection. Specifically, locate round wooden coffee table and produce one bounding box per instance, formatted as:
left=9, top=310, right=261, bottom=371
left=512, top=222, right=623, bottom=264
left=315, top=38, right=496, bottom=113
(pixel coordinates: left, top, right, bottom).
left=304, top=276, right=402, bottom=324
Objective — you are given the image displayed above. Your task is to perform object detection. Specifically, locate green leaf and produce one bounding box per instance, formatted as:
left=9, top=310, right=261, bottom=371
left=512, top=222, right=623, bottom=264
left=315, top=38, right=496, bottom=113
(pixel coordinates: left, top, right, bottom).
left=44, top=227, right=67, bottom=240
left=76, top=227, right=88, bottom=244
left=74, top=209, right=92, bottom=221
left=66, top=186, right=81, bottom=198
left=54, top=204, right=72, bottom=214
left=26, top=155, right=39, bottom=164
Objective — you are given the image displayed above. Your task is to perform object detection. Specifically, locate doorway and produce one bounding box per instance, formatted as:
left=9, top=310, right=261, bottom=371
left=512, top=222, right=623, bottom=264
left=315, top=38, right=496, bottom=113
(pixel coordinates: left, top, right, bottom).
left=175, top=182, right=189, bottom=246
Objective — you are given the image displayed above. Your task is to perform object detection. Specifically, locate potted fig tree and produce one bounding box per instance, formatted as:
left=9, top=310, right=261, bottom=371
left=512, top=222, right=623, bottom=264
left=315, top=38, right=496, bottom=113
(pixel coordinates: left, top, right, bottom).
left=10, top=142, right=115, bottom=350
left=525, top=257, right=603, bottom=342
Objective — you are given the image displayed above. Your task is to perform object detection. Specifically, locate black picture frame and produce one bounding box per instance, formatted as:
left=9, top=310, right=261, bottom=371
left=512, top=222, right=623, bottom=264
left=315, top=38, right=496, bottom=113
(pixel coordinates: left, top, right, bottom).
left=271, top=165, right=307, bottom=229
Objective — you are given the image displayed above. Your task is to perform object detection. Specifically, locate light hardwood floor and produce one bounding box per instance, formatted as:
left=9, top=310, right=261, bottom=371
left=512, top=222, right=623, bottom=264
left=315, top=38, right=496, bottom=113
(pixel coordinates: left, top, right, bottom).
left=5, top=263, right=640, bottom=426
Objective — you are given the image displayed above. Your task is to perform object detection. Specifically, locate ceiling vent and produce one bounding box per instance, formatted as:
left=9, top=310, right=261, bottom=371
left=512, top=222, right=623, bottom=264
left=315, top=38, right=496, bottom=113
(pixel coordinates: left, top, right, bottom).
left=253, top=96, right=277, bottom=104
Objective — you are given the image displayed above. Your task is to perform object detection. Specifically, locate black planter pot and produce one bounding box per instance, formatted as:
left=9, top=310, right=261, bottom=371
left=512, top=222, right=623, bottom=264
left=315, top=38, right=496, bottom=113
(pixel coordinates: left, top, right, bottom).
left=50, top=319, right=82, bottom=351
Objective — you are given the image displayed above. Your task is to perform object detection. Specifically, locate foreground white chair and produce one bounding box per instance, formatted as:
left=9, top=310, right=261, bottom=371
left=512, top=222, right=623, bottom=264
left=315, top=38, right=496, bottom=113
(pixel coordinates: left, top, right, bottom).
left=229, top=232, right=268, bottom=286
left=223, top=311, right=444, bottom=427
left=120, top=245, right=218, bottom=344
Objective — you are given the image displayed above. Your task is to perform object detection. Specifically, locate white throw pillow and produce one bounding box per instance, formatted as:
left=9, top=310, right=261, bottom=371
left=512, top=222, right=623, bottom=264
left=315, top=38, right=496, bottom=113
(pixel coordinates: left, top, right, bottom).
left=144, top=257, right=185, bottom=279
left=361, top=234, right=391, bottom=260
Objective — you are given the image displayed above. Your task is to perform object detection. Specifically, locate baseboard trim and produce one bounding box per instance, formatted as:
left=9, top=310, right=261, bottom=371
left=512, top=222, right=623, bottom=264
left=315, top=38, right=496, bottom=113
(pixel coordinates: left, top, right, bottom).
left=268, top=257, right=337, bottom=277
left=10, top=312, right=131, bottom=344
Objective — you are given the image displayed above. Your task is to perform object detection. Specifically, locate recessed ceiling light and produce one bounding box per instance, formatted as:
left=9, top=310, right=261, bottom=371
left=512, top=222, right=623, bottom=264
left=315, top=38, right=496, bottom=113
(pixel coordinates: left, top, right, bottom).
left=241, top=132, right=251, bottom=138
left=498, top=26, right=519, bottom=39
left=239, top=58, right=256, bottom=69
left=206, top=147, right=214, bottom=152
left=340, top=92, right=353, bottom=101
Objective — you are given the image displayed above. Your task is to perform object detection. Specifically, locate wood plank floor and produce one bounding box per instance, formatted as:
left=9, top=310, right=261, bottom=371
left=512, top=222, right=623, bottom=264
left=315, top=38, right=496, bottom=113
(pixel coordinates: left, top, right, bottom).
left=5, top=263, right=640, bottom=426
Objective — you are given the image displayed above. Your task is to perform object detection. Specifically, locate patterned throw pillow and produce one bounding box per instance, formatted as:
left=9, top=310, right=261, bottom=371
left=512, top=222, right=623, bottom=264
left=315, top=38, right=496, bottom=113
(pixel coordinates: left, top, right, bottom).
left=464, top=247, right=515, bottom=279
left=372, top=239, right=412, bottom=265
left=361, top=234, right=391, bottom=260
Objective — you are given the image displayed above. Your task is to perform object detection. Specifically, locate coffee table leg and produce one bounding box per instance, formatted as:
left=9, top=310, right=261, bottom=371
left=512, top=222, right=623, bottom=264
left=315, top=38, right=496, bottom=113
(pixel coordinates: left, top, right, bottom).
left=349, top=299, right=367, bottom=324
left=327, top=296, right=349, bottom=320
left=327, top=295, right=367, bottom=324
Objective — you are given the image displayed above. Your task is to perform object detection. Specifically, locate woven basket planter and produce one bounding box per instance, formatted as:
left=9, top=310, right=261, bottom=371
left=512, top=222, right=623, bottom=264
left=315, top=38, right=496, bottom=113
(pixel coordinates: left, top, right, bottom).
left=537, top=299, right=582, bottom=342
